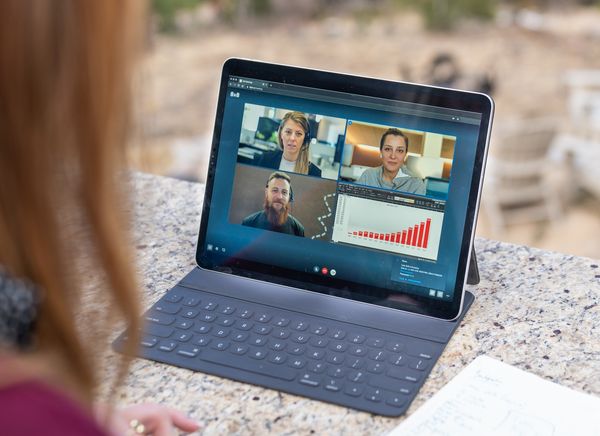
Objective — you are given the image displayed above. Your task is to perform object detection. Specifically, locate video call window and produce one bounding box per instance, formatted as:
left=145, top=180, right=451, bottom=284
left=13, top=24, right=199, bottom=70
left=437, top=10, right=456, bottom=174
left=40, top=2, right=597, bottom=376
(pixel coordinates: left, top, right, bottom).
left=230, top=164, right=338, bottom=240
left=340, top=121, right=456, bottom=200
left=237, top=103, right=347, bottom=181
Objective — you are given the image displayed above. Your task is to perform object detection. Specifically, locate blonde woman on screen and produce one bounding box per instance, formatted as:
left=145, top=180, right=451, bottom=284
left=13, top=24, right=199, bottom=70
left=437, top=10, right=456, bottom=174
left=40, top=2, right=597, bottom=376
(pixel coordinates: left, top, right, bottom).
left=256, top=111, right=322, bottom=177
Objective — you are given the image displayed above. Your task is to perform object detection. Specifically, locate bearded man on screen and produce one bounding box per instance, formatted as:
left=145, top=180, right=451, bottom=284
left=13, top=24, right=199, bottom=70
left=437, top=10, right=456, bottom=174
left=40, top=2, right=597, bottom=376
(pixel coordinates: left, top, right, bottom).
left=242, top=171, right=305, bottom=237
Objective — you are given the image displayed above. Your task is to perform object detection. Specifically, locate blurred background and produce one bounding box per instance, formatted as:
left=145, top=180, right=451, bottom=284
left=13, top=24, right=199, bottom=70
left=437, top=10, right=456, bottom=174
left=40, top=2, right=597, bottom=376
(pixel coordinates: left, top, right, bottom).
left=131, top=0, right=600, bottom=259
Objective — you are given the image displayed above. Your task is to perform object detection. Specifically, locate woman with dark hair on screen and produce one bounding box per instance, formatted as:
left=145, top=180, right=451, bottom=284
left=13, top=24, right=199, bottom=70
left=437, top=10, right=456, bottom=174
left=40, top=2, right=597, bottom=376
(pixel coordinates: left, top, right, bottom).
left=0, top=2, right=199, bottom=435
left=257, top=111, right=322, bottom=177
left=357, top=128, right=426, bottom=195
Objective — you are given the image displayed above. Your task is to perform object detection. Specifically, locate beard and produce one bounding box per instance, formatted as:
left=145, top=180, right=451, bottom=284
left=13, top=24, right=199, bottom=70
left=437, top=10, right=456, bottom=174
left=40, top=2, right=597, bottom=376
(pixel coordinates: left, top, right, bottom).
left=263, top=197, right=290, bottom=227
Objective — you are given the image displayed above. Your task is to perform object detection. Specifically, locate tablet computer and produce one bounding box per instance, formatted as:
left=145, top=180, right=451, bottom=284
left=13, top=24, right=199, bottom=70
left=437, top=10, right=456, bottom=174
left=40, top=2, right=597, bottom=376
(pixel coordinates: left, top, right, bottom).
left=197, top=58, right=493, bottom=320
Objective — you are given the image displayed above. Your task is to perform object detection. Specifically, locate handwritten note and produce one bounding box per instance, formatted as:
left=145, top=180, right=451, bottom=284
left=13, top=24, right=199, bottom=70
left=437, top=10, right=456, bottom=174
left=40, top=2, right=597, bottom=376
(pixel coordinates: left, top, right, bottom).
left=389, top=355, right=600, bottom=436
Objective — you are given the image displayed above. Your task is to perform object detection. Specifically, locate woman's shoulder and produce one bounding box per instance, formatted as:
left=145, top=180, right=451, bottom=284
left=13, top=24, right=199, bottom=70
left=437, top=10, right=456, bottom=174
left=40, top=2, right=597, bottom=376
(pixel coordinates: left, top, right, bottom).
left=0, top=379, right=107, bottom=435
left=358, top=165, right=381, bottom=180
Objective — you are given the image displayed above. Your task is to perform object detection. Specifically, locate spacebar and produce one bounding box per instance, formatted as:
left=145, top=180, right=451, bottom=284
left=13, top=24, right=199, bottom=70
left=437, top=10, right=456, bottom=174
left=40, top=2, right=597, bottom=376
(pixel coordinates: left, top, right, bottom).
left=199, top=350, right=297, bottom=381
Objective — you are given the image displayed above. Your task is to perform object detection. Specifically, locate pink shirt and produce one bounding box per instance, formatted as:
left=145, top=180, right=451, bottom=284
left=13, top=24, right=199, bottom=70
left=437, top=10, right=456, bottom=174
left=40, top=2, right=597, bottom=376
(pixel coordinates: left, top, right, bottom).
left=0, top=379, right=107, bottom=435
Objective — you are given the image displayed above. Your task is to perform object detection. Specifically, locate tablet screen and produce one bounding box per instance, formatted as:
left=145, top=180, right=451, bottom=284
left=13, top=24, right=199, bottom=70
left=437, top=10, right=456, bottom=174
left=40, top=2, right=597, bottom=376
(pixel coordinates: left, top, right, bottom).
left=197, top=59, right=493, bottom=320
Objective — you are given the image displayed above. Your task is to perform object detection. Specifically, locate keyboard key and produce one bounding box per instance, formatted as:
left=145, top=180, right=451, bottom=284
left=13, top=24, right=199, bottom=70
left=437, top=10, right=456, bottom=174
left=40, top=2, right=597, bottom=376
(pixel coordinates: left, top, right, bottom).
left=211, top=340, right=230, bottom=351
left=144, top=324, right=173, bottom=338
left=299, top=373, right=320, bottom=387
left=145, top=314, right=175, bottom=326
left=274, top=317, right=290, bottom=327
left=292, top=333, right=309, bottom=344
left=366, top=362, right=384, bottom=374
left=408, top=358, right=429, bottom=371
left=220, top=305, right=236, bottom=315
left=182, top=309, right=199, bottom=319
left=366, top=338, right=384, bottom=348
left=350, top=346, right=367, bottom=357
left=250, top=349, right=268, bottom=360
left=389, top=354, right=405, bottom=366
left=328, top=367, right=346, bottom=378
left=289, top=358, right=307, bottom=369
left=388, top=367, right=421, bottom=383
left=236, top=320, right=253, bottom=331
left=308, top=349, right=325, bottom=360
left=196, top=337, right=211, bottom=347
left=158, top=341, right=177, bottom=352
left=308, top=362, right=326, bottom=374
left=330, top=330, right=346, bottom=340
left=175, top=320, right=193, bottom=330
left=250, top=336, right=267, bottom=347
left=183, top=297, right=201, bottom=307
left=217, top=318, right=235, bottom=327
left=273, top=329, right=290, bottom=339
left=200, top=313, right=216, bottom=322
left=231, top=344, right=248, bottom=355
left=327, top=354, right=344, bottom=365
left=365, top=388, right=383, bottom=403
left=310, top=337, right=328, bottom=348
left=269, top=353, right=287, bottom=364
left=203, top=302, right=218, bottom=311
left=369, top=350, right=386, bottom=362
left=310, top=325, right=327, bottom=335
left=292, top=321, right=309, bottom=331
left=256, top=313, right=272, bottom=323
left=329, top=342, right=347, bottom=352
left=141, top=336, right=158, bottom=347
left=288, top=345, right=305, bottom=355
left=344, top=385, right=364, bottom=397
left=269, top=341, right=286, bottom=351
left=324, top=378, right=343, bottom=392
left=199, top=349, right=296, bottom=381
left=164, top=292, right=183, bottom=303
left=254, top=325, right=272, bottom=335
left=232, top=332, right=249, bottom=342
left=239, top=309, right=253, bottom=319
left=386, top=395, right=407, bottom=408
left=368, top=377, right=412, bottom=396
left=348, top=370, right=367, bottom=383
left=194, top=323, right=212, bottom=334
left=155, top=303, right=181, bottom=315
left=349, top=334, right=365, bottom=344
left=346, top=358, right=364, bottom=370
left=387, top=342, right=404, bottom=352
left=213, top=328, right=230, bottom=338
left=175, top=332, right=192, bottom=342
left=177, top=345, right=201, bottom=358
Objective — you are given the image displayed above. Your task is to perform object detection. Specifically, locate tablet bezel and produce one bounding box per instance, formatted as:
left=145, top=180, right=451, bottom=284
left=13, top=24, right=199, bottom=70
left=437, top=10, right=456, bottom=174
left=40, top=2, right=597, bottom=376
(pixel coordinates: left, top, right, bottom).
left=196, top=58, right=493, bottom=320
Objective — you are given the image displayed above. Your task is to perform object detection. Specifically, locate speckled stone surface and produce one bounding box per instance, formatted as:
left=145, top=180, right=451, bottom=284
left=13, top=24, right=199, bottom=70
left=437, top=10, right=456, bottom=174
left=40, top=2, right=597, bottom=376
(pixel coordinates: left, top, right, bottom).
left=102, top=172, right=600, bottom=435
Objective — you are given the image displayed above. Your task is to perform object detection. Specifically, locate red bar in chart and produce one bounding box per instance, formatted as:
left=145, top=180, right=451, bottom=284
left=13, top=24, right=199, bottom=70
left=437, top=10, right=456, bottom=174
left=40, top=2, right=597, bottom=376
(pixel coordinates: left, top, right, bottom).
left=347, top=218, right=432, bottom=249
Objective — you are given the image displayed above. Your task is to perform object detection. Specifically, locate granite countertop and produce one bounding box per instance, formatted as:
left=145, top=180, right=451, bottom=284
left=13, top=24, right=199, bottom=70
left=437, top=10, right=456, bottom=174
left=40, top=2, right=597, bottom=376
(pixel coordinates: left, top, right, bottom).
left=101, top=172, right=600, bottom=435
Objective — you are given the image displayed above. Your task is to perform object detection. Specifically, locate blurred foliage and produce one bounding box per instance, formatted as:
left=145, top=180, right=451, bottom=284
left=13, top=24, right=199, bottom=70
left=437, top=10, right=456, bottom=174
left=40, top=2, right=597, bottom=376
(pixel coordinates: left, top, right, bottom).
left=151, top=0, right=600, bottom=33
left=218, top=0, right=272, bottom=24
left=152, top=0, right=205, bottom=32
left=152, top=0, right=273, bottom=31
left=395, top=0, right=496, bottom=31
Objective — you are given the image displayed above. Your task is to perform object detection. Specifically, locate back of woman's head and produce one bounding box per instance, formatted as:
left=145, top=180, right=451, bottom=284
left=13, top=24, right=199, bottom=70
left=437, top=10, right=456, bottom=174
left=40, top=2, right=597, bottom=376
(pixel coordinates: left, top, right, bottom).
left=0, top=1, right=144, bottom=403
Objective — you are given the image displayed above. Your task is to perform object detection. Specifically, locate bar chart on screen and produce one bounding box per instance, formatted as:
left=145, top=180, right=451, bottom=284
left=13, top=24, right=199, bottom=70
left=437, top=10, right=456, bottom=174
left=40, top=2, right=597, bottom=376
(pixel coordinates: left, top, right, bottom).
left=332, top=193, right=444, bottom=260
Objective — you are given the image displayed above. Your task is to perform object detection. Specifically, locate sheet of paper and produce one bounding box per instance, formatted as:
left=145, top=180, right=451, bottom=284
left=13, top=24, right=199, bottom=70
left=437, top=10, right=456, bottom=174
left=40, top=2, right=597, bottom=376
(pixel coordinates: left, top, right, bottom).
left=389, top=355, right=600, bottom=436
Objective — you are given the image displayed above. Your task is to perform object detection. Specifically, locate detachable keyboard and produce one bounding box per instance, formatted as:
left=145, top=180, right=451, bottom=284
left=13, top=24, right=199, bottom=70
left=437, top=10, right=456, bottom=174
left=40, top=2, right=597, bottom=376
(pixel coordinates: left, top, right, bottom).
left=114, top=280, right=473, bottom=417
